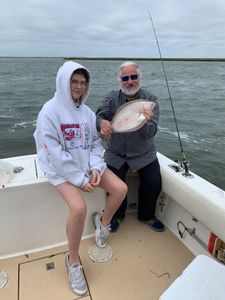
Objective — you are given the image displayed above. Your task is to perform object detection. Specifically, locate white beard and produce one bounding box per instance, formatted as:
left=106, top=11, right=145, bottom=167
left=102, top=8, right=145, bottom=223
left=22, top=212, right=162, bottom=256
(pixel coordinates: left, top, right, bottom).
left=122, top=83, right=140, bottom=96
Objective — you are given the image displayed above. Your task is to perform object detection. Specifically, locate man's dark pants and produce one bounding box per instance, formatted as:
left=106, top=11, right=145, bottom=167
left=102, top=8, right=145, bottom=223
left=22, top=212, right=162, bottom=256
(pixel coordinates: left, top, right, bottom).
left=107, top=158, right=162, bottom=221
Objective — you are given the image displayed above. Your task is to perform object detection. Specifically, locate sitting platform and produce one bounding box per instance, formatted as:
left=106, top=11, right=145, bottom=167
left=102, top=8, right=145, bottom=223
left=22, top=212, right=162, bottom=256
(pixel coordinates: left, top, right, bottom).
left=160, top=254, right=225, bottom=300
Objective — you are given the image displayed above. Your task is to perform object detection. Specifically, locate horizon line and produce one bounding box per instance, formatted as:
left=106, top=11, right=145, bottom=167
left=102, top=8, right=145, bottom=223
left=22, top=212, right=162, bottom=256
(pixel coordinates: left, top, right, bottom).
left=1, top=56, right=225, bottom=62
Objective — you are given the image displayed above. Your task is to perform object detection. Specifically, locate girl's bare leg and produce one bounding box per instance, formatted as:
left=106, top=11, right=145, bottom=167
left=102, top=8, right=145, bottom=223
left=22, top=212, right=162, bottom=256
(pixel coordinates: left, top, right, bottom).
left=56, top=182, right=87, bottom=265
left=98, top=168, right=128, bottom=226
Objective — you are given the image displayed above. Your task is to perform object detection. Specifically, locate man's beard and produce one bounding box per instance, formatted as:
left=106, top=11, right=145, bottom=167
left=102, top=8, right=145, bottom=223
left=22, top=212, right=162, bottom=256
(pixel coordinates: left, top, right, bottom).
left=122, top=83, right=140, bottom=96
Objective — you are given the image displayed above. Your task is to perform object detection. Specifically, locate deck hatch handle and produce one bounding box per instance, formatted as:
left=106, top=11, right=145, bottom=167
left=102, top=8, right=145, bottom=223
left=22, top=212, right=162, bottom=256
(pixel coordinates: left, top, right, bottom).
left=46, top=262, right=55, bottom=271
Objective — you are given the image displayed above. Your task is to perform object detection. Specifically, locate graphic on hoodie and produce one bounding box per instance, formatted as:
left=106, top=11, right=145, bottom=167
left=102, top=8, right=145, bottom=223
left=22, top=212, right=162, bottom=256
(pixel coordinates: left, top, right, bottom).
left=61, top=122, right=90, bottom=150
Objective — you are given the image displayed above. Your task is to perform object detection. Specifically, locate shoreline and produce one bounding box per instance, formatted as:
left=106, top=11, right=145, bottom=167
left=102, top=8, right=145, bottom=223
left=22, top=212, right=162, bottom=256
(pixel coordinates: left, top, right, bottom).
left=64, top=57, right=225, bottom=62
left=1, top=57, right=225, bottom=62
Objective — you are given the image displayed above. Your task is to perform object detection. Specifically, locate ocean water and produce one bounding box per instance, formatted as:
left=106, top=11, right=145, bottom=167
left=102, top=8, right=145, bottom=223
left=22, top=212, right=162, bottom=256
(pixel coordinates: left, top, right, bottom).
left=0, top=57, right=224, bottom=190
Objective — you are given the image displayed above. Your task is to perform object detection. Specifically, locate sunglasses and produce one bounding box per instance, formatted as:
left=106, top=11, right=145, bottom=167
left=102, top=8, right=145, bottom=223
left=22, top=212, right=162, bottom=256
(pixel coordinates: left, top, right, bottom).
left=120, top=74, right=139, bottom=82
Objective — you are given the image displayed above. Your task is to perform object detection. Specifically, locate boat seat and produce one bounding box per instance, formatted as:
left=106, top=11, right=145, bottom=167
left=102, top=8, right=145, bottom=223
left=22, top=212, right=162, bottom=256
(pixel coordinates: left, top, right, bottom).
left=159, top=254, right=225, bottom=300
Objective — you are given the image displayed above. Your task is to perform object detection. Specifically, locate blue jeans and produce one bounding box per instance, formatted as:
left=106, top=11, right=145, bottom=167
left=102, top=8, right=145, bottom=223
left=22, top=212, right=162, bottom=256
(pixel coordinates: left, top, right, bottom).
left=108, top=158, right=162, bottom=221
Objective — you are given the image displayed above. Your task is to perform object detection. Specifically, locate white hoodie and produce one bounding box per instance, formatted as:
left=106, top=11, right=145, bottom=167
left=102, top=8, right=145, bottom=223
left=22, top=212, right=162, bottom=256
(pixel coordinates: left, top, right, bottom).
left=34, top=61, right=106, bottom=187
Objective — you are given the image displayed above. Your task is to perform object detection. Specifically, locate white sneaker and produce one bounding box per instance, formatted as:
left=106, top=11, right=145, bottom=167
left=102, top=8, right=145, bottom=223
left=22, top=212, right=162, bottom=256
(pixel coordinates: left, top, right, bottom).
left=65, top=254, right=87, bottom=296
left=92, top=212, right=110, bottom=248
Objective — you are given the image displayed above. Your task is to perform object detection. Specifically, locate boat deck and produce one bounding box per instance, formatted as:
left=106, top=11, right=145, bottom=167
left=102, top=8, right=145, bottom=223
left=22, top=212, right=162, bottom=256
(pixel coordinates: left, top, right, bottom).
left=0, top=213, right=194, bottom=300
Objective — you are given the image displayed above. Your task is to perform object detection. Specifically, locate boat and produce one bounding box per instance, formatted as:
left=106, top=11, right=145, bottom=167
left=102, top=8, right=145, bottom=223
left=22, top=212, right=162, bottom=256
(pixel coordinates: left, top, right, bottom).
left=0, top=152, right=225, bottom=299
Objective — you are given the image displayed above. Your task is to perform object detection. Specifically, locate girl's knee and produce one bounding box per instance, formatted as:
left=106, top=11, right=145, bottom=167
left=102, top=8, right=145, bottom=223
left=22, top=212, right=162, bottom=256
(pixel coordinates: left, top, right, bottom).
left=71, top=201, right=87, bottom=218
left=119, top=182, right=128, bottom=198
left=123, top=181, right=128, bottom=193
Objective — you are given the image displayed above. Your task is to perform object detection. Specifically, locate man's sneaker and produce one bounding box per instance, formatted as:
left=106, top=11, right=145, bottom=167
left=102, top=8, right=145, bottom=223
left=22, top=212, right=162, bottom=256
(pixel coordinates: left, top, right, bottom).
left=144, top=217, right=165, bottom=232
left=92, top=212, right=110, bottom=248
left=110, top=217, right=125, bottom=232
left=110, top=219, right=120, bottom=232
left=65, top=254, right=87, bottom=296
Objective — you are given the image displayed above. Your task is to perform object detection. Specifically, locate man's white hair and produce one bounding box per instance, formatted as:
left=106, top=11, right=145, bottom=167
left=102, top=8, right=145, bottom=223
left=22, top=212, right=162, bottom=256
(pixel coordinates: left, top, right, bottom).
left=118, top=61, right=141, bottom=77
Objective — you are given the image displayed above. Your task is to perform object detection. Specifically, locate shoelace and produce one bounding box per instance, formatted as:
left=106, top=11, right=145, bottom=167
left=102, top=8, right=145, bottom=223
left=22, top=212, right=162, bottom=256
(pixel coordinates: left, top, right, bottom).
left=99, top=224, right=111, bottom=238
left=70, top=264, right=84, bottom=282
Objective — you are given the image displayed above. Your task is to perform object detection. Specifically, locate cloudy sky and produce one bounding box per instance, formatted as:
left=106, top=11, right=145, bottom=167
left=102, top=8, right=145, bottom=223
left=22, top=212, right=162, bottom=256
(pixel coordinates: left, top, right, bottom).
left=1, top=0, right=225, bottom=58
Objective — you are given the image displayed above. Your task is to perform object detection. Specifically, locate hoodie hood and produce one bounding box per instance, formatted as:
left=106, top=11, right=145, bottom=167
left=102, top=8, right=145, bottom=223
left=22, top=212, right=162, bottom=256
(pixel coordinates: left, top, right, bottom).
left=54, top=61, right=91, bottom=108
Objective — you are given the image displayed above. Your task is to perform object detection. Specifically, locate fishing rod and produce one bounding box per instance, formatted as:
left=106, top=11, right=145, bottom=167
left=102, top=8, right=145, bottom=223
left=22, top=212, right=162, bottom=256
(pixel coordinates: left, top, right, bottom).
left=147, top=10, right=191, bottom=177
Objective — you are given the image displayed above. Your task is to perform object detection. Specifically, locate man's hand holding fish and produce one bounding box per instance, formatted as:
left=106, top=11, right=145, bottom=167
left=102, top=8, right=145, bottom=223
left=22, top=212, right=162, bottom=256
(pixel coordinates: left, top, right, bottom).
left=142, top=108, right=153, bottom=121
left=100, top=119, right=113, bottom=136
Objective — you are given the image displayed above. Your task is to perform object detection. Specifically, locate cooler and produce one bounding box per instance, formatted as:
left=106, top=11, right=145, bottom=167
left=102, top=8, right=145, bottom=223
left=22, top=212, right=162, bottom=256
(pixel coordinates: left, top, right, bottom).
left=160, top=254, right=225, bottom=300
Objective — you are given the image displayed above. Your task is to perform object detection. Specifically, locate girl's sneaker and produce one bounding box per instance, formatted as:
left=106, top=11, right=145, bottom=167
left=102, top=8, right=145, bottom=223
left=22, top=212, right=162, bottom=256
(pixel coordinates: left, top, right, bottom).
left=65, top=254, right=87, bottom=296
left=92, top=212, right=110, bottom=248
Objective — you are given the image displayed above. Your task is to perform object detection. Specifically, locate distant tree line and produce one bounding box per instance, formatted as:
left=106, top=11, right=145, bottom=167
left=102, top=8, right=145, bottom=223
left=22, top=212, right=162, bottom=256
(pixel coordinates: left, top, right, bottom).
left=64, top=57, right=225, bottom=62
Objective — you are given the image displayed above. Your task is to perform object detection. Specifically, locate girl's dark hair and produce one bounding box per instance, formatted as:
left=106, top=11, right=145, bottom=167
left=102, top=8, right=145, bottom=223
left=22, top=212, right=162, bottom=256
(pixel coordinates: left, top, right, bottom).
left=72, top=68, right=90, bottom=83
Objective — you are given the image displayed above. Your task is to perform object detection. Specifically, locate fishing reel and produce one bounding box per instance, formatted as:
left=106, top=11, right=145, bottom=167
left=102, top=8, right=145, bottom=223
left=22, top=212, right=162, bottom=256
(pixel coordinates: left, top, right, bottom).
left=169, top=159, right=194, bottom=178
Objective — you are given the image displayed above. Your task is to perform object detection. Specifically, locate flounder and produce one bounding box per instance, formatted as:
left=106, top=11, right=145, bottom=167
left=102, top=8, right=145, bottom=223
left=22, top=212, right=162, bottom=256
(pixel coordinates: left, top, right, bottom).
left=111, top=99, right=155, bottom=133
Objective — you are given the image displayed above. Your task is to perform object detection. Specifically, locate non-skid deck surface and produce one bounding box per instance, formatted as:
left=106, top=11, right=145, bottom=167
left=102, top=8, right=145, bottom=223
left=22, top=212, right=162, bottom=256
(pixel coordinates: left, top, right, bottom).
left=0, top=213, right=194, bottom=300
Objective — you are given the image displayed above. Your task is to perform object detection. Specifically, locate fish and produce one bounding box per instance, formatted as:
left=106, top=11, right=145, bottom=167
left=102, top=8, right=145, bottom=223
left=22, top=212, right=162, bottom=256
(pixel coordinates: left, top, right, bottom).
left=111, top=99, right=155, bottom=133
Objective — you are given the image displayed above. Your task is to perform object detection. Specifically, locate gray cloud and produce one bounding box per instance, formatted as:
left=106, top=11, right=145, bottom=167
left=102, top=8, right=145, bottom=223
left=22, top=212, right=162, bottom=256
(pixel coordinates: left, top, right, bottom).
left=0, top=0, right=225, bottom=57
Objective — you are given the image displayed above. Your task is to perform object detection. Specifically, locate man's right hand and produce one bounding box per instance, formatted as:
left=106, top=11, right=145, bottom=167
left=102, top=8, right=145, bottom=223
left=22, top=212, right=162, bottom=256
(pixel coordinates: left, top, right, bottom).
left=100, top=119, right=113, bottom=136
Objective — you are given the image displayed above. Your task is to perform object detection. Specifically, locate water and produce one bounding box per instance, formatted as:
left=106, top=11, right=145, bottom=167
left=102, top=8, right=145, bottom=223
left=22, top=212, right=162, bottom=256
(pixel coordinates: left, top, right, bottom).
left=0, top=58, right=224, bottom=190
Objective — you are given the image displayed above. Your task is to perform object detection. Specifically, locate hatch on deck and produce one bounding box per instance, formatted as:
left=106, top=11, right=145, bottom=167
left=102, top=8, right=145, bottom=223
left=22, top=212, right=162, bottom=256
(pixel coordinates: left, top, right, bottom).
left=19, top=252, right=90, bottom=300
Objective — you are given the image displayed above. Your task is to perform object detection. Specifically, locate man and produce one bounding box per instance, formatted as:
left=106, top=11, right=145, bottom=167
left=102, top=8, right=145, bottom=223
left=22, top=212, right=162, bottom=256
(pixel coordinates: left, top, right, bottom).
left=96, top=61, right=164, bottom=232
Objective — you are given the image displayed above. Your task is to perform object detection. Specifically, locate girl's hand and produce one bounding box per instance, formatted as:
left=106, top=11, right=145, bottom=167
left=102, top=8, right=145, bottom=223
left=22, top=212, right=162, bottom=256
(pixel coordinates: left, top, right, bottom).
left=90, top=169, right=101, bottom=186
left=81, top=182, right=95, bottom=192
